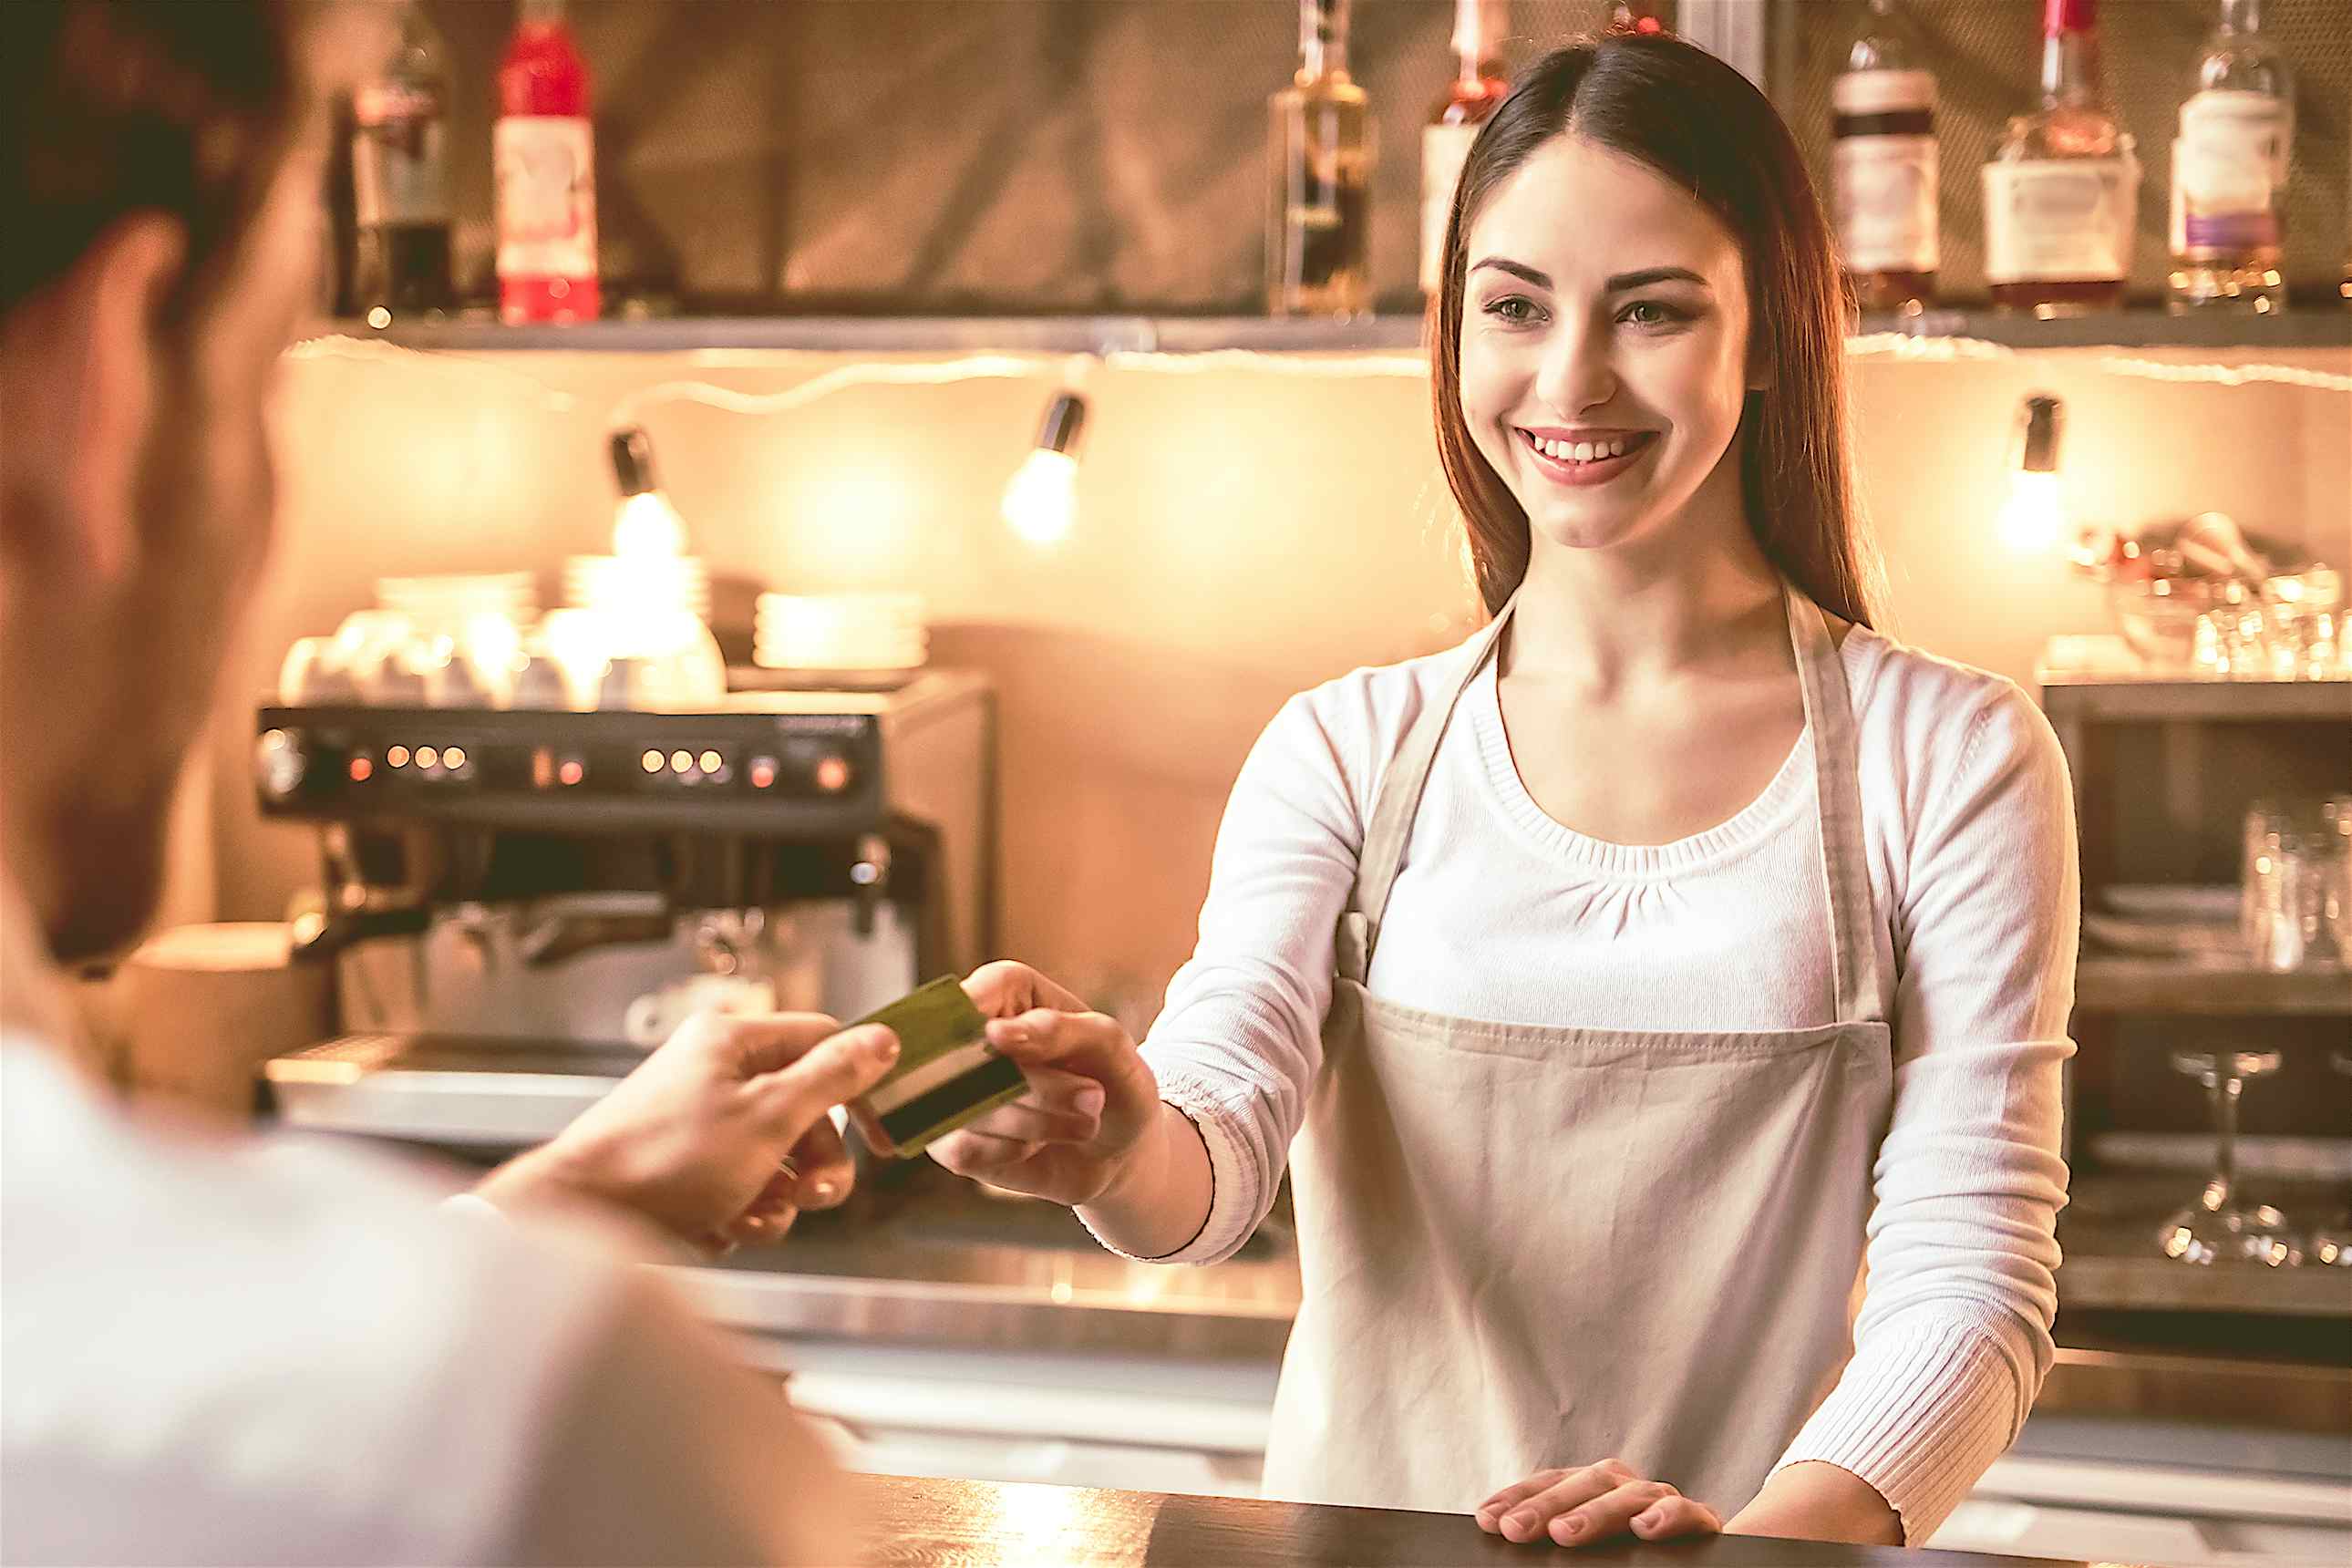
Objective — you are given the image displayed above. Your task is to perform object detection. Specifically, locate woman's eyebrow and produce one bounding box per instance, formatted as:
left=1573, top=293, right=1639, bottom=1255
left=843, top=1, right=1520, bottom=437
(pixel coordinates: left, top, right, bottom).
left=1469, top=257, right=1552, bottom=289
left=1605, top=266, right=1710, bottom=291
left=1468, top=259, right=1713, bottom=293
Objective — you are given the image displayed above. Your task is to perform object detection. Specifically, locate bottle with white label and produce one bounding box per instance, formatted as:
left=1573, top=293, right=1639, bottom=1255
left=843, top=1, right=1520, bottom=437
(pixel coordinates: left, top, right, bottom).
left=2170, top=0, right=2293, bottom=314
left=1832, top=0, right=1936, bottom=315
left=496, top=0, right=599, bottom=325
left=1982, top=0, right=2139, bottom=316
left=1421, top=0, right=1510, bottom=299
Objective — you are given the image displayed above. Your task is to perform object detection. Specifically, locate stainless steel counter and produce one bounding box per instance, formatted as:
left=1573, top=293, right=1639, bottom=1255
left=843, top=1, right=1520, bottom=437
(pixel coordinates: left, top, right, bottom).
left=661, top=1164, right=2350, bottom=1438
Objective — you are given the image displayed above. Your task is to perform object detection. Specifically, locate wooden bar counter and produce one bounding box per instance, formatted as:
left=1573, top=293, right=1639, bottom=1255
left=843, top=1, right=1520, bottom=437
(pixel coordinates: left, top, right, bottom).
left=851, top=1474, right=2090, bottom=1566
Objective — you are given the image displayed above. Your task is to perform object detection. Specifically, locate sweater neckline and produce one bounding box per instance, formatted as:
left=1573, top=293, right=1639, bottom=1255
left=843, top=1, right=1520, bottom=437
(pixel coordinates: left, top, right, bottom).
left=1461, top=658, right=1817, bottom=880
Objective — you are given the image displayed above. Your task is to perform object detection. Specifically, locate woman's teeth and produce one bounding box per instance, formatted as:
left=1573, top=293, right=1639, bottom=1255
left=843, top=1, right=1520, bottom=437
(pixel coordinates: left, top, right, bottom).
left=1529, top=434, right=1633, bottom=462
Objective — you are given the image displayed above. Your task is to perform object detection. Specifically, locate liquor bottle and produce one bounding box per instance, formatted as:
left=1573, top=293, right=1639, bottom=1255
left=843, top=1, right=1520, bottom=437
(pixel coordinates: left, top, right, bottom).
left=351, top=0, right=452, bottom=322
left=1268, top=0, right=1373, bottom=318
left=1982, top=0, right=2140, bottom=316
left=2169, top=0, right=2293, bottom=315
left=496, top=0, right=599, bottom=325
left=1422, top=1, right=1510, bottom=299
left=1832, top=0, right=1936, bottom=314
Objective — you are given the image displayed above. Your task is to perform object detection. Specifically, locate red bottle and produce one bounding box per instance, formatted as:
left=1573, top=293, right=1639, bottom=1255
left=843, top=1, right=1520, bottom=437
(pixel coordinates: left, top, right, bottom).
left=495, top=0, right=598, bottom=324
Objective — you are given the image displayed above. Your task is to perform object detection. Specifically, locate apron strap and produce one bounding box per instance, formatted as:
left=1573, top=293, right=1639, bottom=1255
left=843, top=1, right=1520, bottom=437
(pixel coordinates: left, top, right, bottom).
left=1786, top=586, right=1886, bottom=1026
left=1336, top=599, right=1517, bottom=984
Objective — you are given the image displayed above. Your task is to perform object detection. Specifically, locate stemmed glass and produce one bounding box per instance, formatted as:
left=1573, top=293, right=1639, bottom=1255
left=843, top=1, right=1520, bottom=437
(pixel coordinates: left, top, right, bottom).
left=2307, top=1053, right=2352, bottom=1269
left=2156, top=1049, right=2301, bottom=1266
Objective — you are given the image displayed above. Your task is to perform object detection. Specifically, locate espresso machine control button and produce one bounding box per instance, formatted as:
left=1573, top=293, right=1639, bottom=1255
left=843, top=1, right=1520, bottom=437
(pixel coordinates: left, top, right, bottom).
left=255, top=728, right=308, bottom=802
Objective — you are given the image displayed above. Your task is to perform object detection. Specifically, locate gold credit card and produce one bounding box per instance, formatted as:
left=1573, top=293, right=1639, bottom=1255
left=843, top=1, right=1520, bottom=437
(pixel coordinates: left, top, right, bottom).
left=841, top=976, right=1030, bottom=1159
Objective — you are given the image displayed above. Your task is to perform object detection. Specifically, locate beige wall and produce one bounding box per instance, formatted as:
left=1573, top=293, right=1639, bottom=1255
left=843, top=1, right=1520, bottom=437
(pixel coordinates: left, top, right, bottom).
left=212, top=336, right=2350, bottom=1010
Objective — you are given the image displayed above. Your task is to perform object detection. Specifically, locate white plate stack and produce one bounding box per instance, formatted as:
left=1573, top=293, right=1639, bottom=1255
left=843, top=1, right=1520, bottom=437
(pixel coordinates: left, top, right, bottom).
left=753, top=593, right=928, bottom=688
left=563, top=554, right=711, bottom=620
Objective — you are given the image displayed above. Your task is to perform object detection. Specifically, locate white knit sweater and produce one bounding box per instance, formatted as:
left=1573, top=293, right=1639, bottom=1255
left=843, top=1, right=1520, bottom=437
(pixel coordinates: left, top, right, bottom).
left=1109, top=619, right=2079, bottom=1544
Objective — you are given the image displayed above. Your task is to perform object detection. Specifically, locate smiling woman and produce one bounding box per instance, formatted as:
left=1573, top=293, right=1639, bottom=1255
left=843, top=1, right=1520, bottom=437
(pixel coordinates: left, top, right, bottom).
left=1430, top=36, right=1874, bottom=624
left=919, top=27, right=2078, bottom=1561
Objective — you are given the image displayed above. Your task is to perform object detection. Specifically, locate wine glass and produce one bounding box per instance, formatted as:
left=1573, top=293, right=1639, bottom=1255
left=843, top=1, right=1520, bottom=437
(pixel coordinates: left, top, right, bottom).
left=2307, top=1053, right=2352, bottom=1269
left=2156, top=1049, right=2301, bottom=1266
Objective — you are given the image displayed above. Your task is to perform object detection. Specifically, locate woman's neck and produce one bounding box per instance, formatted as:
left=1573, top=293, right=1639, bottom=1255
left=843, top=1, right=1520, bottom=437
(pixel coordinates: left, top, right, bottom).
left=1504, top=476, right=1787, bottom=695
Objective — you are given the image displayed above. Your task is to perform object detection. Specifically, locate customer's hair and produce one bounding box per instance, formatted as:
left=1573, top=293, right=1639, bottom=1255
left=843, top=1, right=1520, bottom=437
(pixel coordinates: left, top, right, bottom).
left=1, top=0, right=302, bottom=323
left=1429, top=32, right=1883, bottom=625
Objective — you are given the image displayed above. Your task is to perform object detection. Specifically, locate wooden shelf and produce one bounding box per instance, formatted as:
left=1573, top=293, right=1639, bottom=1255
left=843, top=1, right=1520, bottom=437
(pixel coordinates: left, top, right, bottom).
left=2041, top=675, right=2352, bottom=724
left=301, top=315, right=1431, bottom=356
left=1854, top=306, right=2352, bottom=351
left=2076, top=954, right=2352, bottom=1016
left=299, top=307, right=2352, bottom=357
left=2058, top=1253, right=2352, bottom=1316
left=2058, top=1173, right=2352, bottom=1318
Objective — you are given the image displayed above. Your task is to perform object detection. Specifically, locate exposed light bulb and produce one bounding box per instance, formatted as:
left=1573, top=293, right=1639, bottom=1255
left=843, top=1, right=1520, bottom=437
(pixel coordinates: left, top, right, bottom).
left=607, top=424, right=686, bottom=556
left=1001, top=448, right=1078, bottom=546
left=1996, top=469, right=2068, bottom=555
left=1997, top=392, right=2068, bottom=556
left=1002, top=389, right=1087, bottom=546
left=614, top=490, right=686, bottom=557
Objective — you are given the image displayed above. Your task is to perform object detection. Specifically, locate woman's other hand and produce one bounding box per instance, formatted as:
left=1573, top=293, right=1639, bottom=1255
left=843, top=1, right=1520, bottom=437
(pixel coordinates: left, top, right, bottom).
left=1474, top=1459, right=1722, bottom=1547
left=924, top=960, right=1163, bottom=1207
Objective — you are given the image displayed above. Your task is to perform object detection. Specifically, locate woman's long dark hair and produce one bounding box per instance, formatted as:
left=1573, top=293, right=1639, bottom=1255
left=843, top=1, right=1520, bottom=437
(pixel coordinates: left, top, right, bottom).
left=1430, top=32, right=1883, bottom=626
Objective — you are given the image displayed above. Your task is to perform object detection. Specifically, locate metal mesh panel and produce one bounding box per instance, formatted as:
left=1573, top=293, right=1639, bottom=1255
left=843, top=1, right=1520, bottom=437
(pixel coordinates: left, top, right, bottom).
left=1776, top=0, right=2351, bottom=304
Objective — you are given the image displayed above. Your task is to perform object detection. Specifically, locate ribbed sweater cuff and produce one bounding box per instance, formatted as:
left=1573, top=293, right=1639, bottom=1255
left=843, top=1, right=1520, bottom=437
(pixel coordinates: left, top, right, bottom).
left=1771, top=1316, right=2023, bottom=1544
left=1077, top=1076, right=1261, bottom=1265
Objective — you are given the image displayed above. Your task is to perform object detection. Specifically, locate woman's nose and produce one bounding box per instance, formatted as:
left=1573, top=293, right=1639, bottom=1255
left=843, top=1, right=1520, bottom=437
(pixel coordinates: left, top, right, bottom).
left=1532, top=321, right=1616, bottom=417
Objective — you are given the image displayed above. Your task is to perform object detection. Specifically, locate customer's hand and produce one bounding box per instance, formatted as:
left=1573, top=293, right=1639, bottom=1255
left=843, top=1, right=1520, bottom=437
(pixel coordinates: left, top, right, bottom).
left=1475, top=1460, right=1721, bottom=1548
left=475, top=1011, right=900, bottom=1256
left=923, top=961, right=1163, bottom=1207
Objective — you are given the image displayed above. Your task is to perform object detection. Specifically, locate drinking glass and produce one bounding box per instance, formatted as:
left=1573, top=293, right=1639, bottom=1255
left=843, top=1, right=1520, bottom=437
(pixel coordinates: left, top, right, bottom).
left=2308, top=1053, right=2352, bottom=1270
left=2156, top=1049, right=2300, bottom=1266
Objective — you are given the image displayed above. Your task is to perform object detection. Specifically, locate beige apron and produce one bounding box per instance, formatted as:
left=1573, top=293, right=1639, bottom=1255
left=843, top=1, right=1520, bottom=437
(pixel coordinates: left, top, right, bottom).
left=1262, top=585, right=1894, bottom=1519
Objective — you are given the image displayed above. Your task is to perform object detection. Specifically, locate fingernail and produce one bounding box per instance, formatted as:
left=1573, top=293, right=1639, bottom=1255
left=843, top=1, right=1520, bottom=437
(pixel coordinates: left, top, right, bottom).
left=807, top=1178, right=837, bottom=1203
left=1074, top=1086, right=1105, bottom=1117
left=1506, top=1511, right=1535, bottom=1533
left=1632, top=1510, right=1659, bottom=1532
left=866, top=1027, right=900, bottom=1062
left=1553, top=1517, right=1584, bottom=1542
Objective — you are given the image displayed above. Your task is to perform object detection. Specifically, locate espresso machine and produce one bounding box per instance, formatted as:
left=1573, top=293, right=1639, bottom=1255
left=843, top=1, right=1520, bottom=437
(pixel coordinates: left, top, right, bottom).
left=253, top=675, right=993, bottom=1151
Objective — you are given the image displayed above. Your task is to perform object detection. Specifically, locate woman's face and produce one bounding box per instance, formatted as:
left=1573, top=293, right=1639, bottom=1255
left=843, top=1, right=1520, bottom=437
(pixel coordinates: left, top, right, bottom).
left=1458, top=133, right=1757, bottom=560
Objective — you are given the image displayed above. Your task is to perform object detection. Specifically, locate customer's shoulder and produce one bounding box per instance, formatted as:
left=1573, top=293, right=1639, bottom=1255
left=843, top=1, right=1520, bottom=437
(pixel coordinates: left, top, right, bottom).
left=1, top=1044, right=640, bottom=1560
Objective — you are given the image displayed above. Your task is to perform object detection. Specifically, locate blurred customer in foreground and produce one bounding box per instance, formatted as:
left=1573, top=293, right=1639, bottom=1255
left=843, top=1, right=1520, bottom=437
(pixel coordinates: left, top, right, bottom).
left=1, top=4, right=892, bottom=1562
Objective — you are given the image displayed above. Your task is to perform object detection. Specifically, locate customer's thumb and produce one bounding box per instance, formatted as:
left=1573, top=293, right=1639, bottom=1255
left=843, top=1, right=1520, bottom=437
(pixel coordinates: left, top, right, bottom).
left=755, top=1024, right=899, bottom=1130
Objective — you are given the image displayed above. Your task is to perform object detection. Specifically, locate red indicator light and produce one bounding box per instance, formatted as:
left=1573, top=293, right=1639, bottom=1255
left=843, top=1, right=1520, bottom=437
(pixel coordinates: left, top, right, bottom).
left=558, top=758, right=584, bottom=787
left=814, top=756, right=851, bottom=793
left=348, top=757, right=374, bottom=783
left=748, top=758, right=778, bottom=789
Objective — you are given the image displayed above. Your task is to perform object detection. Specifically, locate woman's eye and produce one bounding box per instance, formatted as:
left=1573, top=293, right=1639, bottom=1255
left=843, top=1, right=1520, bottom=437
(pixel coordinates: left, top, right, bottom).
left=1619, top=299, right=1689, bottom=327
left=1481, top=294, right=1543, bottom=325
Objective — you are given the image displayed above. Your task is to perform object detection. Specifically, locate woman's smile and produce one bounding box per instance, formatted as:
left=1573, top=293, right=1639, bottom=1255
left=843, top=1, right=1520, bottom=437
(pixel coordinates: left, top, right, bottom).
left=1511, top=426, right=1663, bottom=487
